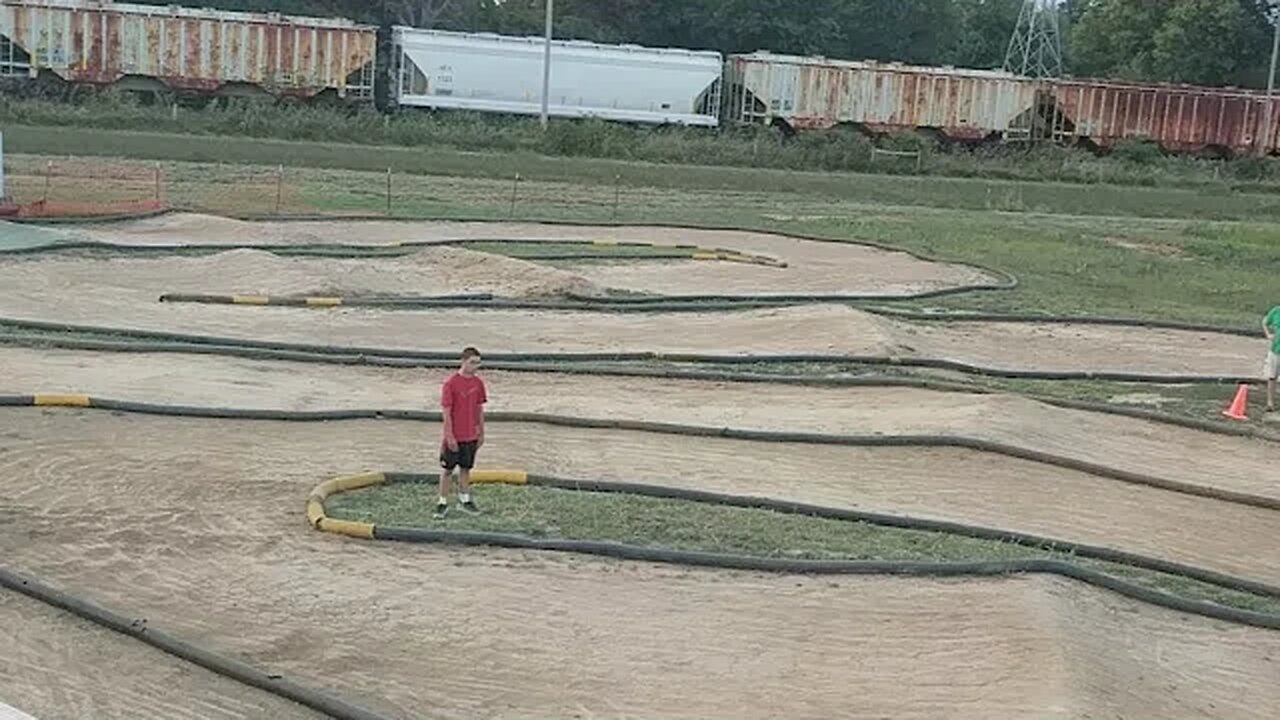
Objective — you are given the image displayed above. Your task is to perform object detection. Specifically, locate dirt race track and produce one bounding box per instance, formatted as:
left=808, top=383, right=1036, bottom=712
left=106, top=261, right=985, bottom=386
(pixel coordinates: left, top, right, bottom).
left=1, top=215, right=1279, bottom=720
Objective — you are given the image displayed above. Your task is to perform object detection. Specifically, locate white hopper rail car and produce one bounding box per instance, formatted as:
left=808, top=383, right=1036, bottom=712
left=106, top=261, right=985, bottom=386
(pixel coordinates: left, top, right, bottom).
left=391, top=27, right=724, bottom=127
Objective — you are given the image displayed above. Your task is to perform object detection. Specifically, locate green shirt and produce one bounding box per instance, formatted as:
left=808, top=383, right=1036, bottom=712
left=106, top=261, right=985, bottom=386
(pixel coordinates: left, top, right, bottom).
left=1268, top=306, right=1280, bottom=353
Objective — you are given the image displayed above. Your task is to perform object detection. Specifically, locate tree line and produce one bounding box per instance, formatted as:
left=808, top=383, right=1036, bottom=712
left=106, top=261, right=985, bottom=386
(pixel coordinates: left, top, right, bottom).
left=134, top=0, right=1280, bottom=89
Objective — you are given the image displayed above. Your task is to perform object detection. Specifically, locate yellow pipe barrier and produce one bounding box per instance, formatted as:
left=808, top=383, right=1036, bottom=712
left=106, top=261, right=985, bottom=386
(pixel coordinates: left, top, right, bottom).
left=306, top=498, right=326, bottom=528
left=231, top=295, right=270, bottom=305
left=33, top=394, right=91, bottom=407
left=312, top=471, right=386, bottom=502
left=316, top=517, right=375, bottom=540
left=469, top=469, right=529, bottom=485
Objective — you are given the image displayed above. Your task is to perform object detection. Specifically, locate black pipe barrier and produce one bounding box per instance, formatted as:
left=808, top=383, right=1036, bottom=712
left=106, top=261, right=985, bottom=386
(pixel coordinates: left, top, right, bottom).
left=158, top=294, right=840, bottom=312
left=4, top=334, right=1276, bottom=444
left=0, top=567, right=396, bottom=720
left=7, top=394, right=1276, bottom=511
left=0, top=316, right=1261, bottom=384
left=381, top=471, right=1280, bottom=601
left=369, top=529, right=1280, bottom=632
left=0, top=240, right=693, bottom=260
left=150, top=292, right=1269, bottom=339
left=0, top=238, right=781, bottom=267
left=157, top=292, right=495, bottom=307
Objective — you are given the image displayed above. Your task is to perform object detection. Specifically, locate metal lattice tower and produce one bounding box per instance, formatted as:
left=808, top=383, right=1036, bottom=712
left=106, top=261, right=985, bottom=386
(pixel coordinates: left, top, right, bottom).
left=1004, top=0, right=1063, bottom=79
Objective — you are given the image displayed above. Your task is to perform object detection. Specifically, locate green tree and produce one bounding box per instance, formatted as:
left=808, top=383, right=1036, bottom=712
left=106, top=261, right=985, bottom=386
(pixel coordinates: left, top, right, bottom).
left=1068, top=0, right=1166, bottom=81
left=1153, top=0, right=1272, bottom=86
left=1069, top=0, right=1274, bottom=86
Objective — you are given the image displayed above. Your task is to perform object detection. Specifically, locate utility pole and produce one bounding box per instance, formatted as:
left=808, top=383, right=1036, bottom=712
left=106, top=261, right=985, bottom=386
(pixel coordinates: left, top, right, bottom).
left=541, top=0, right=553, bottom=128
left=1262, top=0, right=1280, bottom=156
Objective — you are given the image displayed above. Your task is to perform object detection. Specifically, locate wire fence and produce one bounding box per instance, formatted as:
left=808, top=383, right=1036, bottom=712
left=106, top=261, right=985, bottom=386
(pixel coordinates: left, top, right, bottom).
left=0, top=153, right=643, bottom=221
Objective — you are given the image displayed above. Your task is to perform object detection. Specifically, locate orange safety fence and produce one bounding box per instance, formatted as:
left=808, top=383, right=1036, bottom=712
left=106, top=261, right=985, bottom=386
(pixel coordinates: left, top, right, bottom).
left=2, top=156, right=167, bottom=219
left=2, top=197, right=166, bottom=219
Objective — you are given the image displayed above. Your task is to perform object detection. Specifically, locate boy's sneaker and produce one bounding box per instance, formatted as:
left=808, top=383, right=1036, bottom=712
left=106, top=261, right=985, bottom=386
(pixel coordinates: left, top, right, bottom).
left=433, top=503, right=449, bottom=519
left=460, top=499, right=480, bottom=514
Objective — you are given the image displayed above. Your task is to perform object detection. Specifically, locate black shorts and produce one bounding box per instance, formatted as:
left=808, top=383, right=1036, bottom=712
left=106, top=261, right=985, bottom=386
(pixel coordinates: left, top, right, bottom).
left=439, top=440, right=479, bottom=471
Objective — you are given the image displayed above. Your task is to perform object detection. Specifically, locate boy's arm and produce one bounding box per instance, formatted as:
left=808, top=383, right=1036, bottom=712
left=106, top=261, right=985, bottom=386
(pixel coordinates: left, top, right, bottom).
left=441, top=382, right=457, bottom=449
left=477, top=383, right=487, bottom=446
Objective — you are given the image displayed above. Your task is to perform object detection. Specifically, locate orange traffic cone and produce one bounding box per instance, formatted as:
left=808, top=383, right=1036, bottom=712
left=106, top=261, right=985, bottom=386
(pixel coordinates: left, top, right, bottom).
left=1222, top=384, right=1250, bottom=421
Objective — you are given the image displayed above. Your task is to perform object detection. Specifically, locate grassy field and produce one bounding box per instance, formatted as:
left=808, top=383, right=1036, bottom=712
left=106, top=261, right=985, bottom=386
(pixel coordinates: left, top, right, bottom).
left=326, top=481, right=1280, bottom=615
left=11, top=125, right=1280, bottom=222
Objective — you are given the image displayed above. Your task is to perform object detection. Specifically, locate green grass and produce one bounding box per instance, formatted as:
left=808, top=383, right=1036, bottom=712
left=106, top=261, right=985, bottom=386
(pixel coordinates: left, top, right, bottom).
left=14, top=125, right=1280, bottom=223
left=326, top=481, right=1280, bottom=615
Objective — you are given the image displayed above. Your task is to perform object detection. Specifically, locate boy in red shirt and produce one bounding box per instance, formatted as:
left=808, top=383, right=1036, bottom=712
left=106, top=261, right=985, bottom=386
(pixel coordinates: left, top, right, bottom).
left=435, top=347, right=487, bottom=518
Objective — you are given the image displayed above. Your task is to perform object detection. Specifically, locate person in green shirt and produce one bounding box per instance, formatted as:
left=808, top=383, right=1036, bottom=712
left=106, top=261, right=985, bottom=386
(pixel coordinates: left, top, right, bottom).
left=1265, top=306, right=1280, bottom=412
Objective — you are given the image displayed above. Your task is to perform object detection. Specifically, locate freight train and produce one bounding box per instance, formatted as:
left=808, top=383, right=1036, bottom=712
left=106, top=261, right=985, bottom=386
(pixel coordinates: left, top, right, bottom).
left=3, top=0, right=1278, bottom=156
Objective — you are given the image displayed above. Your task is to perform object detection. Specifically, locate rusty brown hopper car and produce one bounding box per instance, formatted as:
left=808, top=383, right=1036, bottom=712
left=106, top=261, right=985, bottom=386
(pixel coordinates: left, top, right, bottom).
left=723, top=52, right=1038, bottom=142
left=1050, top=78, right=1279, bottom=155
left=725, top=51, right=1280, bottom=155
left=0, top=0, right=376, bottom=99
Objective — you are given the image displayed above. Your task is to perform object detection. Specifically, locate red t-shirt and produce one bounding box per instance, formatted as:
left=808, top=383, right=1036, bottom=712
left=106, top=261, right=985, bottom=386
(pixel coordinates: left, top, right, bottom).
left=441, top=372, right=487, bottom=443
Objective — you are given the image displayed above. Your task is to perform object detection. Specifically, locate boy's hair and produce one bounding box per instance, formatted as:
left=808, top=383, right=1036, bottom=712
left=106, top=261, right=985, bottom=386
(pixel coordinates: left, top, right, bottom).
left=461, top=347, right=481, bottom=360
